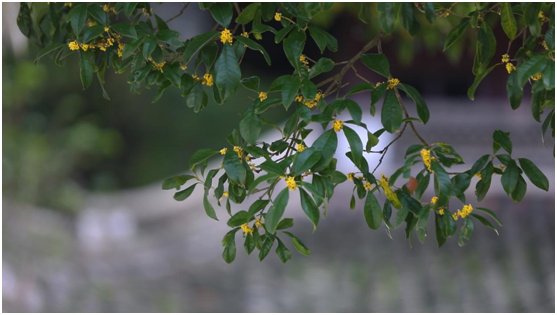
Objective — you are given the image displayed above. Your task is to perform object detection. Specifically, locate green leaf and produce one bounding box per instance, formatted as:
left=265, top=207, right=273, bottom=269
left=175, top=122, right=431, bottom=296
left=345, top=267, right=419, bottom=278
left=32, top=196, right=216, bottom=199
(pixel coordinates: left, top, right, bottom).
left=223, top=150, right=247, bottom=185
left=215, top=45, right=241, bottom=101
left=292, top=148, right=321, bottom=175
left=506, top=71, right=523, bottom=109
left=17, top=3, right=32, bottom=37
left=399, top=83, right=429, bottom=123
left=299, top=188, right=319, bottom=230
left=364, top=192, right=383, bottom=229
left=276, top=218, right=294, bottom=230
left=309, top=58, right=335, bottom=78
left=343, top=99, right=363, bottom=123
left=471, top=213, right=499, bottom=236
left=259, top=160, right=286, bottom=176
left=111, top=22, right=137, bottom=39
left=248, top=199, right=270, bottom=215
left=377, top=3, right=397, bottom=34
left=360, top=53, right=390, bottom=78
left=500, top=3, right=517, bottom=40
left=542, top=62, right=554, bottom=90
left=432, top=162, right=452, bottom=206
left=443, top=18, right=469, bottom=51
left=381, top=90, right=403, bottom=133
left=265, top=188, right=290, bottom=234
left=189, top=148, right=217, bottom=170
left=236, top=3, right=260, bottom=24
left=283, top=30, right=306, bottom=71
left=501, top=161, right=520, bottom=196
left=492, top=130, right=512, bottom=154
left=275, top=239, right=292, bottom=263
left=343, top=126, right=363, bottom=169
left=222, top=230, right=236, bottom=263
left=274, top=24, right=295, bottom=44
left=68, top=4, right=88, bottom=34
left=308, top=25, right=338, bottom=53
left=511, top=174, right=527, bottom=202
left=162, top=175, right=195, bottom=190
left=518, top=158, right=549, bottom=191
left=79, top=51, right=95, bottom=89
left=209, top=3, right=233, bottom=27
left=366, top=132, right=379, bottom=151
left=476, top=162, right=493, bottom=201
left=88, top=4, right=107, bottom=25
left=241, top=76, right=260, bottom=91
left=183, top=31, right=219, bottom=64
left=239, top=109, right=262, bottom=145
left=477, top=21, right=496, bottom=68
left=476, top=207, right=503, bottom=226
left=283, top=232, right=311, bottom=256
left=173, top=184, right=197, bottom=201
left=457, top=218, right=474, bottom=247
left=281, top=75, right=300, bottom=109
left=467, top=64, right=497, bottom=101
left=311, top=129, right=338, bottom=171
left=227, top=210, right=250, bottom=227
left=258, top=235, right=274, bottom=261
left=236, top=36, right=272, bottom=65
left=516, top=55, right=547, bottom=87
left=203, top=193, right=218, bottom=220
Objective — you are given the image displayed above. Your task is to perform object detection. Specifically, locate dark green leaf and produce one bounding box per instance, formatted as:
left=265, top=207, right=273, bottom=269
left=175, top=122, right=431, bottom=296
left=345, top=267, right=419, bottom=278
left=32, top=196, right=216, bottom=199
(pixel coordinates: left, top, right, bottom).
left=467, top=64, right=497, bottom=101
left=476, top=207, right=503, bottom=226
left=222, top=230, right=236, bottom=263
left=68, top=4, right=87, bottom=34
left=223, top=150, right=247, bottom=185
left=258, top=235, right=274, bottom=261
left=274, top=24, right=295, bottom=44
left=111, top=22, right=137, bottom=39
left=241, top=76, right=260, bottom=91
left=492, top=130, right=512, bottom=154
left=511, top=174, right=527, bottom=202
left=457, top=218, right=474, bottom=247
left=343, top=126, right=363, bottom=169
left=360, top=53, right=390, bottom=78
left=309, top=58, right=335, bottom=78
left=189, top=148, right=217, bottom=170
left=501, top=161, right=520, bottom=196
left=17, top=3, right=32, bottom=37
left=292, top=148, right=321, bottom=175
left=381, top=90, right=403, bottom=133
left=276, top=218, right=294, bottom=230
left=275, top=239, right=292, bottom=263
left=183, top=31, right=219, bottom=64
left=173, top=184, right=197, bottom=201
left=236, top=36, right=272, bottom=65
left=209, top=3, right=233, bottom=27
left=265, top=188, right=290, bottom=234
left=215, top=45, right=241, bottom=100
left=443, top=18, right=469, bottom=51
left=299, top=188, right=319, bottom=230
left=281, top=75, right=300, bottom=109
left=518, top=158, right=549, bottom=191
left=400, top=83, right=429, bottom=123
left=283, top=232, right=310, bottom=256
left=239, top=110, right=262, bottom=145
left=236, top=3, right=260, bottom=24
left=516, top=55, right=547, bottom=87
left=283, top=30, right=306, bottom=71
left=203, top=193, right=218, bottom=220
left=227, top=210, right=250, bottom=227
left=432, top=162, right=452, bottom=206
left=79, top=51, right=95, bottom=89
left=471, top=213, right=499, bottom=235
left=311, top=129, right=338, bottom=171
left=501, top=3, right=517, bottom=40
left=477, top=21, right=496, bottom=68
left=506, top=71, right=523, bottom=109
left=162, top=175, right=195, bottom=190
left=377, top=3, right=397, bottom=34
left=364, top=192, right=383, bottom=229
left=308, top=25, right=338, bottom=53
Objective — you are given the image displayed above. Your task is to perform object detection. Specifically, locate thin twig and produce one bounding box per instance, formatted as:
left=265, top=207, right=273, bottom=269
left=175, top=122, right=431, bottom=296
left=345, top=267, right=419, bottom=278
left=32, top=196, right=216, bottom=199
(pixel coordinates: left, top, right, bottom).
left=395, top=89, right=429, bottom=146
left=166, top=3, right=190, bottom=23
left=371, top=123, right=408, bottom=174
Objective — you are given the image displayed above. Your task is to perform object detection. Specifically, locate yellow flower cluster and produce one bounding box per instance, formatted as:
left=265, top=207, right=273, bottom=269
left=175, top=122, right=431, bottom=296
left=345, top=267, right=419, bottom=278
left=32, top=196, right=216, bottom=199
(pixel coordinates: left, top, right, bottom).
left=437, top=208, right=445, bottom=216
left=68, top=40, right=80, bottom=51
left=430, top=196, right=438, bottom=205
left=530, top=72, right=543, bottom=81
left=258, top=91, right=268, bottom=102
left=295, top=143, right=306, bottom=152
left=295, top=91, right=324, bottom=109
left=202, top=73, right=213, bottom=86
left=233, top=146, right=243, bottom=158
left=452, top=204, right=474, bottom=221
left=363, top=181, right=373, bottom=191
left=241, top=31, right=249, bottom=38
left=333, top=119, right=343, bottom=132
left=285, top=176, right=297, bottom=190
left=299, top=54, right=309, bottom=66
left=420, top=148, right=433, bottom=172
left=240, top=223, right=254, bottom=236
left=219, top=147, right=228, bottom=155
left=274, top=12, right=282, bottom=22
left=220, top=28, right=233, bottom=45
left=387, top=77, right=400, bottom=90
left=538, top=11, right=548, bottom=23
left=347, top=173, right=354, bottom=181
left=150, top=59, right=166, bottom=73
left=474, top=172, right=482, bottom=180
left=254, top=217, right=264, bottom=229
left=379, top=175, right=402, bottom=208
left=501, top=54, right=516, bottom=74
left=222, top=191, right=229, bottom=198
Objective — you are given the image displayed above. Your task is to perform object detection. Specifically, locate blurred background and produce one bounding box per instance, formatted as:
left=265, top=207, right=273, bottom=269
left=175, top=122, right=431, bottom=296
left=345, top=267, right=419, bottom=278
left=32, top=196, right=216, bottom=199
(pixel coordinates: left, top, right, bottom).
left=3, top=3, right=554, bottom=312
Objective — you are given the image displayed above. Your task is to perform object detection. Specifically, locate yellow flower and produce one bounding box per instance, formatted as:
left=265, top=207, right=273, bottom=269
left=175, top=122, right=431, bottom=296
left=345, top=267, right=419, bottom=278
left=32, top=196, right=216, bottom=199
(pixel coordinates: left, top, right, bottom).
left=102, top=4, right=110, bottom=12
left=254, top=32, right=262, bottom=40
left=453, top=203, right=474, bottom=220
left=274, top=12, right=282, bottom=21
left=106, top=37, right=115, bottom=46
left=233, top=146, right=243, bottom=158
left=363, top=181, right=373, bottom=191
left=254, top=217, right=264, bottom=229
left=192, top=74, right=200, bottom=81
left=333, top=119, right=343, bottom=132
left=538, top=11, right=548, bottom=22
left=117, top=42, right=124, bottom=57
left=294, top=95, right=304, bottom=103
left=299, top=54, right=309, bottom=66
left=285, top=176, right=297, bottom=190
left=431, top=196, right=438, bottom=205
left=258, top=91, right=268, bottom=102
left=387, top=77, right=400, bottom=90
left=219, top=147, right=228, bottom=155
left=314, top=91, right=324, bottom=102
left=505, top=63, right=516, bottom=74
left=347, top=173, right=354, bottom=181
left=87, top=19, right=97, bottom=27
left=180, top=63, right=188, bottom=71
left=152, top=60, right=166, bottom=73
left=501, top=53, right=510, bottom=63
left=68, top=40, right=80, bottom=51
left=474, top=172, right=482, bottom=180
left=240, top=223, right=253, bottom=236
left=202, top=73, right=213, bottom=86
left=420, top=148, right=433, bottom=172
left=438, top=208, right=445, bottom=216
left=220, top=28, right=234, bottom=45
left=542, top=40, right=549, bottom=50
left=303, top=99, right=317, bottom=109
left=79, top=43, right=90, bottom=51
left=530, top=72, right=543, bottom=81
left=379, top=175, right=402, bottom=208
left=241, top=31, right=249, bottom=38
left=295, top=143, right=306, bottom=152
left=452, top=212, right=459, bottom=221
left=222, top=191, right=229, bottom=198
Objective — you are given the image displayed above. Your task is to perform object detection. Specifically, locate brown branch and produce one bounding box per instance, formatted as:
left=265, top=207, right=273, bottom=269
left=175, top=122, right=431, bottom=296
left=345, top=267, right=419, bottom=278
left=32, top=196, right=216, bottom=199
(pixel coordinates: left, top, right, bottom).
left=166, top=3, right=190, bottom=23
left=394, top=89, right=429, bottom=146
